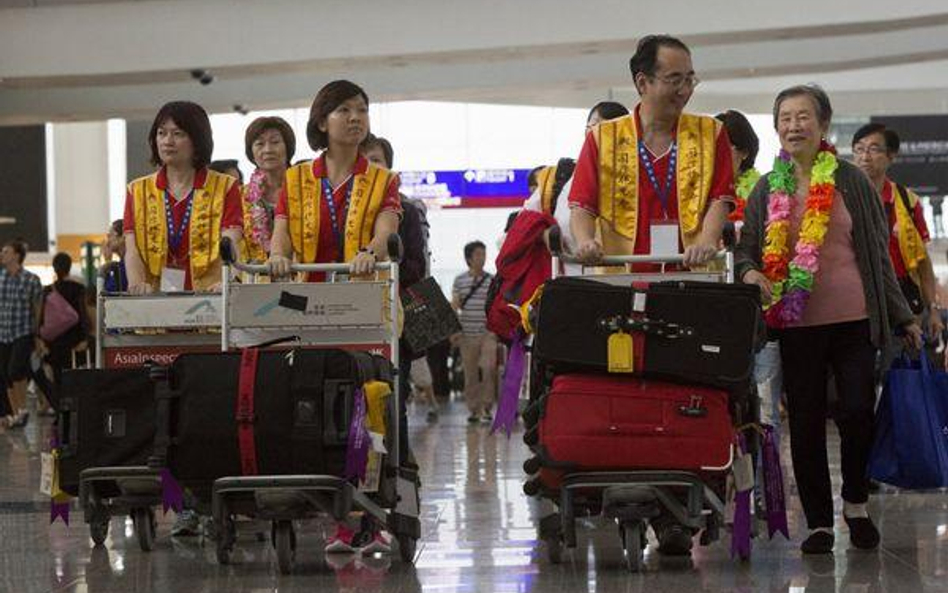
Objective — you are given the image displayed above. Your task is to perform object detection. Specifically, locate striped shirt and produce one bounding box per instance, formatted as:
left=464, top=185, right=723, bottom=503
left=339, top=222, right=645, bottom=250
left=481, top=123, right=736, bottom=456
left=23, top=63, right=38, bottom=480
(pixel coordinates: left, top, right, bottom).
left=0, top=267, right=42, bottom=343
left=453, top=271, right=492, bottom=335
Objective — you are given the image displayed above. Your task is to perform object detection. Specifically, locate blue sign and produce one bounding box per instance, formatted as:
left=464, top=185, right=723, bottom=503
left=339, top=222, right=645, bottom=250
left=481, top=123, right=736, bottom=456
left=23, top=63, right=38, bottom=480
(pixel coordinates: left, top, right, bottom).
left=400, top=169, right=530, bottom=207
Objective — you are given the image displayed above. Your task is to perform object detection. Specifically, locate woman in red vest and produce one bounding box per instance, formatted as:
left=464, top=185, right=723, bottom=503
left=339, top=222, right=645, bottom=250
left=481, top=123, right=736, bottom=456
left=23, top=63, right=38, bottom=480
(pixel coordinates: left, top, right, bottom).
left=122, top=101, right=244, bottom=294
left=268, top=81, right=401, bottom=280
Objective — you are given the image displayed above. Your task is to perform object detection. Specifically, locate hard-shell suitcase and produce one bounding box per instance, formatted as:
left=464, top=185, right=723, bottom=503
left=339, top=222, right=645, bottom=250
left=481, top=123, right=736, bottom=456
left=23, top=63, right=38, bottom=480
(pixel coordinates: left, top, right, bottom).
left=57, top=367, right=156, bottom=496
left=532, top=278, right=760, bottom=388
left=527, top=374, right=733, bottom=491
left=155, top=348, right=390, bottom=503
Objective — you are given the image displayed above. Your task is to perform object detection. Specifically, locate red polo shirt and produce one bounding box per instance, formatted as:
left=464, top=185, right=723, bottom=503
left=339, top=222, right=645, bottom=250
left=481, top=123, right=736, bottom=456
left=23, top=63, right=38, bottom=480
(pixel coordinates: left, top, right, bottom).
left=123, top=167, right=243, bottom=289
left=569, top=105, right=735, bottom=255
left=275, top=153, right=401, bottom=264
left=882, top=178, right=930, bottom=279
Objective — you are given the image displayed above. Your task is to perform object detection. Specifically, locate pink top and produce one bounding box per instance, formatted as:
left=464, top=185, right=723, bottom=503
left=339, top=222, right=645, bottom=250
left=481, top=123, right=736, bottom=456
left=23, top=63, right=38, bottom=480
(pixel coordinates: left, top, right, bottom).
left=789, top=190, right=868, bottom=328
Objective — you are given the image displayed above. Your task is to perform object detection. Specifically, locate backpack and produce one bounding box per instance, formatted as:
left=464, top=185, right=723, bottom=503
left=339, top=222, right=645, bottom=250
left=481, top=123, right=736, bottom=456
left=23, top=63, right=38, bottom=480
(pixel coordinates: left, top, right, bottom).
left=398, top=196, right=430, bottom=288
left=485, top=210, right=557, bottom=343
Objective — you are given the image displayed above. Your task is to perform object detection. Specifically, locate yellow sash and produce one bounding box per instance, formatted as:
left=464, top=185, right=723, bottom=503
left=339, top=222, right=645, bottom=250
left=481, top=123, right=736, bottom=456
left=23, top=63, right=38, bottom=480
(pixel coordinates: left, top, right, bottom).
left=535, top=165, right=558, bottom=215
left=891, top=181, right=927, bottom=278
left=285, top=160, right=393, bottom=263
left=130, top=169, right=233, bottom=291
left=595, top=112, right=720, bottom=255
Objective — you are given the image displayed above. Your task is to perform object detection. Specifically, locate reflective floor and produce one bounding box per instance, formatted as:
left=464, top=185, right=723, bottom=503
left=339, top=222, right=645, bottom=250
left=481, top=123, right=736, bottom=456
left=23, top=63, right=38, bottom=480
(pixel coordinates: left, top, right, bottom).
left=1, top=397, right=947, bottom=593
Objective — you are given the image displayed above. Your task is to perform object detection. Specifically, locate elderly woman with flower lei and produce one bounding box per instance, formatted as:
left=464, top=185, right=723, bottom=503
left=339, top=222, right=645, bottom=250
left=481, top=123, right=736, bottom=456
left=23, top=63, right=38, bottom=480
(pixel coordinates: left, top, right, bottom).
left=735, top=85, right=922, bottom=555
left=241, top=116, right=296, bottom=264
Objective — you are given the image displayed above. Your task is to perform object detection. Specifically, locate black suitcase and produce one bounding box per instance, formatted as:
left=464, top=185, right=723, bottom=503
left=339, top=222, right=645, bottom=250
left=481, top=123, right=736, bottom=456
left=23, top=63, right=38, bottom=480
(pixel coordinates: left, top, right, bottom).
left=57, top=367, right=157, bottom=496
left=155, top=348, right=391, bottom=504
left=532, top=277, right=760, bottom=388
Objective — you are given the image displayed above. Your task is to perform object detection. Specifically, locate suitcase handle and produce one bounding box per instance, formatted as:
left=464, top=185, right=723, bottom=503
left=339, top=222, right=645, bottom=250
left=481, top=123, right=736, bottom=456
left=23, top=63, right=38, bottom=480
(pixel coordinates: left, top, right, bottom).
left=323, top=381, right=353, bottom=446
left=598, top=315, right=694, bottom=340
left=678, top=395, right=709, bottom=418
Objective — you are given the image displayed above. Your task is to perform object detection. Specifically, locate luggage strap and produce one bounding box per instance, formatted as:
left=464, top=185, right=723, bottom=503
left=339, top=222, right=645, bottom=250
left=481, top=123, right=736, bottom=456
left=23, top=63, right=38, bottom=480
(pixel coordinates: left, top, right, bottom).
left=237, top=349, right=260, bottom=476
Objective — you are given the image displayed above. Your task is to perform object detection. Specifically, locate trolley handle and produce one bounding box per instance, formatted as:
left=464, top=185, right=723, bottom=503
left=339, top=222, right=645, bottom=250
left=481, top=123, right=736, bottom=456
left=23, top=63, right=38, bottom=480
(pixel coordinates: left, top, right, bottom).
left=220, top=234, right=403, bottom=275
left=556, top=251, right=730, bottom=266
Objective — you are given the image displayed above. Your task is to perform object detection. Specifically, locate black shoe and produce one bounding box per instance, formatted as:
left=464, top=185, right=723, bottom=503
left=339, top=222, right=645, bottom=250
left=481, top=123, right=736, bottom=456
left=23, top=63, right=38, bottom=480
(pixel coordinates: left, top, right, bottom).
left=801, top=530, right=835, bottom=554
left=467, top=415, right=479, bottom=424
left=655, top=522, right=693, bottom=556
left=845, top=516, right=880, bottom=550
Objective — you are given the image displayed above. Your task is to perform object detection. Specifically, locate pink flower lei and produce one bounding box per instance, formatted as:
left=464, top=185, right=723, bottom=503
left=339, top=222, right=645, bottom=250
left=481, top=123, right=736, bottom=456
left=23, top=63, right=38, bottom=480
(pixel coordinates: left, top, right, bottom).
left=245, top=168, right=273, bottom=254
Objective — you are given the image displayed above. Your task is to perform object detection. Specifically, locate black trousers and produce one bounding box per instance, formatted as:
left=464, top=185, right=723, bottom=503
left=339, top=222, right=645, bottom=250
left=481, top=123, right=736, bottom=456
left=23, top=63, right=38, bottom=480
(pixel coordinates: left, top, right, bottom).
left=779, top=319, right=877, bottom=529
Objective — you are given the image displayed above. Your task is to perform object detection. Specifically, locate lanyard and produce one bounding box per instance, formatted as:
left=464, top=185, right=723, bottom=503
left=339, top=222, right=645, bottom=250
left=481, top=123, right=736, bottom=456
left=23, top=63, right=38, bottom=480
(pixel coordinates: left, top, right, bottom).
left=164, top=189, right=194, bottom=254
left=638, top=140, right=678, bottom=217
left=322, top=176, right=354, bottom=259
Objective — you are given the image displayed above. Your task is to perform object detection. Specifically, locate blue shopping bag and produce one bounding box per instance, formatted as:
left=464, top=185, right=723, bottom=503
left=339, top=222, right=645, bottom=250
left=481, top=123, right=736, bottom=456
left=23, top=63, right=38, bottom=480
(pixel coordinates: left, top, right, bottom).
left=868, top=350, right=948, bottom=489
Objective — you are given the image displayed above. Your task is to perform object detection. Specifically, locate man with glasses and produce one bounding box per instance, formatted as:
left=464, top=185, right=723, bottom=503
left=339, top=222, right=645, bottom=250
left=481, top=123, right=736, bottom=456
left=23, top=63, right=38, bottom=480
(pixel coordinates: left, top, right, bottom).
left=566, top=35, right=736, bottom=558
left=852, top=123, right=943, bottom=346
left=569, top=35, right=735, bottom=268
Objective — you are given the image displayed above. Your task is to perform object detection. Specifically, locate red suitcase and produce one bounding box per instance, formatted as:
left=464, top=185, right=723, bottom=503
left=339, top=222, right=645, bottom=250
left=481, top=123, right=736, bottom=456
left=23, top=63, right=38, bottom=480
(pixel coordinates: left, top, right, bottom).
left=532, top=374, right=733, bottom=487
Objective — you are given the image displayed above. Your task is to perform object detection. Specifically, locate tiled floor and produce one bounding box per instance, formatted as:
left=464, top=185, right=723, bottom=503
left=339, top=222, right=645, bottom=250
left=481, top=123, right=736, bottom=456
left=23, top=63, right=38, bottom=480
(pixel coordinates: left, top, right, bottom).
left=1, top=398, right=946, bottom=592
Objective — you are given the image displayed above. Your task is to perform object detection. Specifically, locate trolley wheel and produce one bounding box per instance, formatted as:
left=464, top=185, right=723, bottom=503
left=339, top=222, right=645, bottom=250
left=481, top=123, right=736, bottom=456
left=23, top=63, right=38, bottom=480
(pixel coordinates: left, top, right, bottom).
left=215, top=517, right=236, bottom=565
left=397, top=534, right=417, bottom=564
left=90, top=516, right=110, bottom=547
left=133, top=507, right=156, bottom=552
left=274, top=520, right=296, bottom=575
left=544, top=536, right=563, bottom=564
left=621, top=521, right=645, bottom=573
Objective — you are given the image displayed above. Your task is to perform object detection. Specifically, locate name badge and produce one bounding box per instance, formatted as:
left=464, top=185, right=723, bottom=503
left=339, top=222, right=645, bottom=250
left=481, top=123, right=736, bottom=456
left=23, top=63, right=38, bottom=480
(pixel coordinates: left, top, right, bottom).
left=650, top=220, right=680, bottom=256
left=160, top=267, right=186, bottom=293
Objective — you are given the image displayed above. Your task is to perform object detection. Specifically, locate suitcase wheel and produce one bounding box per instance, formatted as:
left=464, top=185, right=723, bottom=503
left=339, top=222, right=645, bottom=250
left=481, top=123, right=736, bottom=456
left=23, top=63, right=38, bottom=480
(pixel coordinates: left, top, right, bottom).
left=620, top=521, right=646, bottom=573
left=273, top=520, right=296, bottom=574
left=132, top=507, right=156, bottom=552
left=89, top=515, right=110, bottom=547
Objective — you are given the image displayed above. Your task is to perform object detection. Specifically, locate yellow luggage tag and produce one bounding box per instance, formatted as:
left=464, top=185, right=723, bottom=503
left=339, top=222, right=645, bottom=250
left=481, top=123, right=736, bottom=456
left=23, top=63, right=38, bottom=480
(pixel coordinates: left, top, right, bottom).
left=607, top=330, right=634, bottom=373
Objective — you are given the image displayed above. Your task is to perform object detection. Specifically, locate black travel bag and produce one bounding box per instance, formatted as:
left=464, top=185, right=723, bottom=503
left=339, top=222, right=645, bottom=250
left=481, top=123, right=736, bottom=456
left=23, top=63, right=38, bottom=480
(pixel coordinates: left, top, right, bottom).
left=532, top=277, right=760, bottom=389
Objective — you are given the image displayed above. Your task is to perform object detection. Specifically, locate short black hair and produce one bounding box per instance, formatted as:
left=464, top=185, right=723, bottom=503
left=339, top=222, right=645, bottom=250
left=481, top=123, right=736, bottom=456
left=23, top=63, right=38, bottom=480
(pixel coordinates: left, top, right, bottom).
left=715, top=110, right=759, bottom=174
left=629, top=35, right=691, bottom=80
left=306, top=80, right=370, bottom=151
left=853, top=122, right=900, bottom=155
left=209, top=159, right=243, bottom=184
left=52, top=252, right=72, bottom=279
left=463, top=240, right=486, bottom=264
left=3, top=238, right=27, bottom=264
left=772, top=84, right=833, bottom=129
left=244, top=116, right=296, bottom=167
left=110, top=219, right=124, bottom=236
left=361, top=133, right=394, bottom=169
left=148, top=101, right=214, bottom=170
left=527, top=166, right=544, bottom=192
left=588, top=101, right=629, bottom=123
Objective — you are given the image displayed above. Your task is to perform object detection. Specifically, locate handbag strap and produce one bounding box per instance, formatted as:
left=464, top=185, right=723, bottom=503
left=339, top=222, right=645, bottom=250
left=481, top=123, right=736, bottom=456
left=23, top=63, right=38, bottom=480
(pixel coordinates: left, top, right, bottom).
left=460, top=273, right=490, bottom=310
left=237, top=349, right=260, bottom=476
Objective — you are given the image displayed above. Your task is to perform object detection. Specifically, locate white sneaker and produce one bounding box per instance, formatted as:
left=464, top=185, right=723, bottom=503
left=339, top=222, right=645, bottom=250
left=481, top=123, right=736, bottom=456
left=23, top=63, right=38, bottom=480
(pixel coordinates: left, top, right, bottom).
left=361, top=530, right=393, bottom=554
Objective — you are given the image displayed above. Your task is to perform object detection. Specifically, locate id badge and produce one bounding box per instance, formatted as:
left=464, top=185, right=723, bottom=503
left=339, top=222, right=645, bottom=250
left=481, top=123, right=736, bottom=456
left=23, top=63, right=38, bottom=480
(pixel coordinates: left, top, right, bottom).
left=160, top=267, right=186, bottom=293
left=650, top=220, right=680, bottom=256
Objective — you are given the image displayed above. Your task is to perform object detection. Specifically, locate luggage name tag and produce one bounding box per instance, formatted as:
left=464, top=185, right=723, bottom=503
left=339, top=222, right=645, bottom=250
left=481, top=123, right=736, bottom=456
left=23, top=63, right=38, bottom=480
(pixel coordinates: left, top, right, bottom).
left=360, top=451, right=382, bottom=493
left=650, top=220, right=680, bottom=256
left=40, top=452, right=56, bottom=497
left=160, top=267, right=186, bottom=293
left=733, top=446, right=755, bottom=493
left=607, top=330, right=634, bottom=373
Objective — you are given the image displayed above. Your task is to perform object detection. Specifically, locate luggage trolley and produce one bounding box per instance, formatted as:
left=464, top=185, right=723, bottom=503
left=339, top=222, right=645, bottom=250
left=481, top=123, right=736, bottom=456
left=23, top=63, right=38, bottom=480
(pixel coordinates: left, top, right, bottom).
left=75, top=281, right=223, bottom=551
left=210, top=236, right=420, bottom=572
left=530, top=238, right=754, bottom=572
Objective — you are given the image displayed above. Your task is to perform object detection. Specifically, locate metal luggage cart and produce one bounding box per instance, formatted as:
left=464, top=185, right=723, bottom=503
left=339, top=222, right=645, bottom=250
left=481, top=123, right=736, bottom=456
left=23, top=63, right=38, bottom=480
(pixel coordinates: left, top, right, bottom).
left=533, top=245, right=752, bottom=572
left=210, top=237, right=420, bottom=573
left=75, top=281, right=223, bottom=550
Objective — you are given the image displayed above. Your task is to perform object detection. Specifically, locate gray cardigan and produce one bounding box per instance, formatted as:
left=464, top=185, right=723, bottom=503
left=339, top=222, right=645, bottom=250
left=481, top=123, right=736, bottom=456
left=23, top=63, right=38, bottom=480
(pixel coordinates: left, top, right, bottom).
left=734, top=158, right=913, bottom=347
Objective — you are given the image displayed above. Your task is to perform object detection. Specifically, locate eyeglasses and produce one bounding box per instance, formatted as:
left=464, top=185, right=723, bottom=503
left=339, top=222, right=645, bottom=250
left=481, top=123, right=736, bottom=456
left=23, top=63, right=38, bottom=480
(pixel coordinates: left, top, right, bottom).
left=852, top=145, right=888, bottom=157
left=649, top=73, right=700, bottom=90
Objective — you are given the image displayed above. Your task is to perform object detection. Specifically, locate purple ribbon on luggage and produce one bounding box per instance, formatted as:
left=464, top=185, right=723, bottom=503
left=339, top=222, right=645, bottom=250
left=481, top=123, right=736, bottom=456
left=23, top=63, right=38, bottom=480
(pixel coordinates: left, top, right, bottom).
left=761, top=424, right=789, bottom=540
left=50, top=499, right=70, bottom=526
left=492, top=334, right=526, bottom=437
left=731, top=434, right=752, bottom=560
left=344, top=388, right=370, bottom=482
left=160, top=468, right=184, bottom=514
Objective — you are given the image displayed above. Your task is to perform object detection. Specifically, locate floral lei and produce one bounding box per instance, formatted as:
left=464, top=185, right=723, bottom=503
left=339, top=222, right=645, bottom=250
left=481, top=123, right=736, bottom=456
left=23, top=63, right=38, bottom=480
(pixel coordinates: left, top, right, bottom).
left=729, top=167, right=761, bottom=222
left=245, top=169, right=274, bottom=253
left=761, top=140, right=838, bottom=328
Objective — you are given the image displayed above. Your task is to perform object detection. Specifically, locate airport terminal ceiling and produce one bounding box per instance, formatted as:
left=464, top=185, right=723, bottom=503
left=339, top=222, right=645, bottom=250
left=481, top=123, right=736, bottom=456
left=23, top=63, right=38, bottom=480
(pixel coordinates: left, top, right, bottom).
left=2, top=0, right=948, bottom=123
